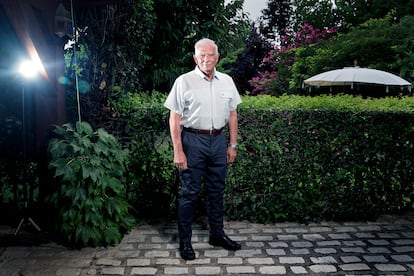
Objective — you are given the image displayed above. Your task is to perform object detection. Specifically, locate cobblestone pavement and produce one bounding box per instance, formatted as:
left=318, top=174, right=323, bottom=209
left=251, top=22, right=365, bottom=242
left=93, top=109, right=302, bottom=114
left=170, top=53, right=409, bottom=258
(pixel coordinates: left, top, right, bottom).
left=1, top=214, right=414, bottom=276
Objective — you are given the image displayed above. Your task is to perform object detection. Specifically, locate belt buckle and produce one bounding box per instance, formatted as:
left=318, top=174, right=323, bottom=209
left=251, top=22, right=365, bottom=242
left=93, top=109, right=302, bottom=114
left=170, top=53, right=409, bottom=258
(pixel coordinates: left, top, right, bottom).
left=209, top=129, right=213, bottom=135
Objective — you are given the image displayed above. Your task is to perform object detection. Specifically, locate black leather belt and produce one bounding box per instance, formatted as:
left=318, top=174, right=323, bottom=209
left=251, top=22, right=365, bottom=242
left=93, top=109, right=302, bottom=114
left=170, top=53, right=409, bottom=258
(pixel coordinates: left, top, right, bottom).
left=183, top=127, right=223, bottom=135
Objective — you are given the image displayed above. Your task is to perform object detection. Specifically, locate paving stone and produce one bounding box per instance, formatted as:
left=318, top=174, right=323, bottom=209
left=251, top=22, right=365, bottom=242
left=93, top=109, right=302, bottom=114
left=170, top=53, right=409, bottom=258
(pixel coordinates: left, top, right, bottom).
left=164, top=266, right=189, bottom=274
left=228, top=236, right=248, bottom=242
left=268, top=241, right=289, bottom=248
left=310, top=256, right=337, bottom=264
left=204, top=249, right=229, bottom=257
left=100, top=267, right=125, bottom=275
left=136, top=244, right=162, bottom=251
left=316, top=240, right=341, bottom=246
left=341, top=247, right=366, bottom=253
left=401, top=231, right=414, bottom=238
left=279, top=257, right=305, bottom=264
left=144, top=250, right=169, bottom=258
left=192, top=259, right=213, bottom=266
left=328, top=233, right=352, bottom=240
left=314, top=248, right=336, bottom=254
left=285, top=228, right=308, bottom=234
left=251, top=235, right=274, bottom=241
left=2, top=215, right=414, bottom=276
left=374, top=264, right=407, bottom=272
left=126, top=258, right=151, bottom=266
left=259, top=266, right=286, bottom=274
left=155, top=258, right=181, bottom=265
left=377, top=232, right=401, bottom=239
left=367, top=247, right=391, bottom=254
left=247, top=257, right=274, bottom=265
left=340, top=256, right=362, bottom=263
left=343, top=240, right=366, bottom=246
left=193, top=242, right=213, bottom=249
left=96, top=258, right=122, bottom=266
left=393, top=246, right=414, bottom=253
left=265, top=249, right=286, bottom=256
left=290, top=266, right=307, bottom=274
left=339, top=263, right=370, bottom=271
left=309, top=227, right=332, bottom=233
left=363, top=255, right=388, bottom=263
left=394, top=239, right=414, bottom=245
left=262, top=228, right=283, bottom=234
left=290, top=248, right=310, bottom=255
left=226, top=266, right=256, bottom=274
left=277, top=235, right=299, bottom=241
left=195, top=266, right=221, bottom=275
left=246, top=241, right=265, bottom=247
left=367, top=239, right=390, bottom=245
left=235, top=249, right=263, bottom=256
left=217, top=257, right=243, bottom=265
left=291, top=241, right=313, bottom=248
left=130, top=267, right=158, bottom=275
left=238, top=228, right=260, bottom=234
left=115, top=251, right=140, bottom=258
left=355, top=232, right=376, bottom=238
left=390, top=254, right=414, bottom=262
left=302, top=234, right=325, bottom=241
left=334, top=226, right=357, bottom=232
left=358, top=225, right=382, bottom=231
left=308, top=264, right=337, bottom=273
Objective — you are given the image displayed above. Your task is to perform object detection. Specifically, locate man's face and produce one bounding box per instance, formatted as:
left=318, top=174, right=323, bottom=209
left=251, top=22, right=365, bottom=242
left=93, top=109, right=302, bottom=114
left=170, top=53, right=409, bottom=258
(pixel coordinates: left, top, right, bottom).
left=193, top=43, right=219, bottom=76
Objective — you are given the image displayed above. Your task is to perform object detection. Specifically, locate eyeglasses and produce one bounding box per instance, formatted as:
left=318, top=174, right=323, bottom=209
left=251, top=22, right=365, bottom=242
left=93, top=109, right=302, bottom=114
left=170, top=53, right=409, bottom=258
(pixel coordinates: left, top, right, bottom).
left=195, top=53, right=218, bottom=59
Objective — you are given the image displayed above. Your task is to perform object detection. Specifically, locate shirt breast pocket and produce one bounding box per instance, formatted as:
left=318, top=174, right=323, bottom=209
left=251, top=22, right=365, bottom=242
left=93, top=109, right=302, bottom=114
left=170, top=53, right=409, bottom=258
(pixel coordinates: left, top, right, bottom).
left=220, top=91, right=233, bottom=99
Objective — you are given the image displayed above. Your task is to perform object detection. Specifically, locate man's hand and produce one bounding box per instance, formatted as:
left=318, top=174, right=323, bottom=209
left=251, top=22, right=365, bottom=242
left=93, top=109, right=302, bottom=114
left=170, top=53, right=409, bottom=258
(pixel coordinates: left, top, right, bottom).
left=227, top=147, right=237, bottom=163
left=174, top=150, right=188, bottom=170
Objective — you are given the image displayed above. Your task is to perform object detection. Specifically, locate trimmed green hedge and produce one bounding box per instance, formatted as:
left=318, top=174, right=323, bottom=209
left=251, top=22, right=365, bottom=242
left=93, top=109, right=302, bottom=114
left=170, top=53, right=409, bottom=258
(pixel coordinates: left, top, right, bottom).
left=114, top=93, right=414, bottom=223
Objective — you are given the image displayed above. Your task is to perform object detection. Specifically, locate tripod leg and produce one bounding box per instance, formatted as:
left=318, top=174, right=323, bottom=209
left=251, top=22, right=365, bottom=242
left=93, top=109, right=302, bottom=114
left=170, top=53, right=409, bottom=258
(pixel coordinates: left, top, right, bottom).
left=28, top=217, right=41, bottom=232
left=14, top=218, right=25, bottom=235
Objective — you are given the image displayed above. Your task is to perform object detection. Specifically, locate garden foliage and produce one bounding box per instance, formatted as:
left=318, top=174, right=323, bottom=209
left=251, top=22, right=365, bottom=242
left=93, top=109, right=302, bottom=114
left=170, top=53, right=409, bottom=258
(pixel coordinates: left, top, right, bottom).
left=47, top=121, right=134, bottom=247
left=113, top=92, right=178, bottom=221
left=230, top=95, right=414, bottom=223
left=115, top=93, right=414, bottom=224
left=249, top=23, right=337, bottom=96
left=252, top=15, right=414, bottom=97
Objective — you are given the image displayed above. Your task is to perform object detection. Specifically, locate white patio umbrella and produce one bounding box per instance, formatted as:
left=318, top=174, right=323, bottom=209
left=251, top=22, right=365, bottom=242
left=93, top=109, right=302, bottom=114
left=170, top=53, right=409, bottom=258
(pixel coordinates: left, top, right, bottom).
left=304, top=67, right=412, bottom=92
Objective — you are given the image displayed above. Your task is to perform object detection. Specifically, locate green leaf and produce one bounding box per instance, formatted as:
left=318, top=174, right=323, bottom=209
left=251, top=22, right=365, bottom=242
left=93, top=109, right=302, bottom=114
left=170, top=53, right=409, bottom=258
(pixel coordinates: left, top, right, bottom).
left=82, top=164, right=99, bottom=182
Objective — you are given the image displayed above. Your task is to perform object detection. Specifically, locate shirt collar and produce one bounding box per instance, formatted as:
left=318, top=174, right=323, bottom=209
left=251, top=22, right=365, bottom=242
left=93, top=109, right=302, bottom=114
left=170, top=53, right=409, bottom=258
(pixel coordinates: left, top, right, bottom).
left=194, top=66, right=219, bottom=80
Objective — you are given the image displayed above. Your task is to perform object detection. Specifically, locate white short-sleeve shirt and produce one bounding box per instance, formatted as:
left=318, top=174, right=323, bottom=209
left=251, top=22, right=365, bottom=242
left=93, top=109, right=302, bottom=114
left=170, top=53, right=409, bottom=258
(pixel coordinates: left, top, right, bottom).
left=164, top=66, right=242, bottom=130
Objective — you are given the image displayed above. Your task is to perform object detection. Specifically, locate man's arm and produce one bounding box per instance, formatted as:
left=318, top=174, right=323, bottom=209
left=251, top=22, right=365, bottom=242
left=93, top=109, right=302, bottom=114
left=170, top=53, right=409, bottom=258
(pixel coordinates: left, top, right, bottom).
left=169, top=110, right=187, bottom=170
left=227, top=110, right=238, bottom=163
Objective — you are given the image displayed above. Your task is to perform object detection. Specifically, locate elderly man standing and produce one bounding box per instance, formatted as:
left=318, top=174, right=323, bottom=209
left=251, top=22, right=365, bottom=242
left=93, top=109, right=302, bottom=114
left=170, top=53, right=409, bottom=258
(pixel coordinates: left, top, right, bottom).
left=164, top=38, right=242, bottom=260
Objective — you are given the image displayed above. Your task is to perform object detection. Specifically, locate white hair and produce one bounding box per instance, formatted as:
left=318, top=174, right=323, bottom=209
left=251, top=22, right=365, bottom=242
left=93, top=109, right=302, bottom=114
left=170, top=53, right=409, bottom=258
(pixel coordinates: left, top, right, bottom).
left=194, top=38, right=219, bottom=55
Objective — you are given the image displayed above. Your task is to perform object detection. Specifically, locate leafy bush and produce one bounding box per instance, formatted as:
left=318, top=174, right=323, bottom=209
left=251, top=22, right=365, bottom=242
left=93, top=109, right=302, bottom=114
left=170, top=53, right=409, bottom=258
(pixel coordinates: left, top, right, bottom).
left=114, top=93, right=414, bottom=224
left=47, top=121, right=134, bottom=247
left=249, top=23, right=336, bottom=96
left=227, top=95, right=414, bottom=223
left=113, top=92, right=178, bottom=221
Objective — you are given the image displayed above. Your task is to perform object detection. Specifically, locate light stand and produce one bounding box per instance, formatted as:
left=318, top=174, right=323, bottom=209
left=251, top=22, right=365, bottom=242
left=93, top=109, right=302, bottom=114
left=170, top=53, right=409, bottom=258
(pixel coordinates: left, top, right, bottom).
left=14, top=61, right=41, bottom=235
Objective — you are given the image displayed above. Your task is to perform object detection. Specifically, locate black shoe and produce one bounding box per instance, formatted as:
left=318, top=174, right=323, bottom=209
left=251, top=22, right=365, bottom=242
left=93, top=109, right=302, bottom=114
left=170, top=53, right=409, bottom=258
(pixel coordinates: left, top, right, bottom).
left=179, top=241, right=196, bottom=260
left=209, top=235, right=241, bottom=251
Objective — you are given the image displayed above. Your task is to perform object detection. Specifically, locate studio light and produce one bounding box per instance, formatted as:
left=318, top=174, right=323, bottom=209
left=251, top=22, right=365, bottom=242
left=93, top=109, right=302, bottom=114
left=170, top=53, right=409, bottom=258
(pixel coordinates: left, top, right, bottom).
left=14, top=58, right=42, bottom=235
left=18, top=60, right=40, bottom=79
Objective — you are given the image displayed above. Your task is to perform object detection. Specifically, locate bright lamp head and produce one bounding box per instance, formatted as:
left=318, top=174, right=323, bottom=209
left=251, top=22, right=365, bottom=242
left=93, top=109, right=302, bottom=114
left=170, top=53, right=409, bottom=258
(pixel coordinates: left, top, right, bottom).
left=19, top=60, right=40, bottom=79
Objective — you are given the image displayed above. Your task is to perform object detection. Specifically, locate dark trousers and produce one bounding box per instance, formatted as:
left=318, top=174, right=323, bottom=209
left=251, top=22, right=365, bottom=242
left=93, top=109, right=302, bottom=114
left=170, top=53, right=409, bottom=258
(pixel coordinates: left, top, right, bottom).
left=178, top=130, right=227, bottom=242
